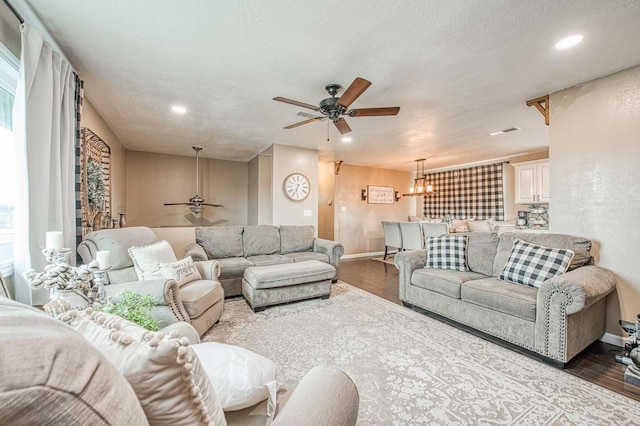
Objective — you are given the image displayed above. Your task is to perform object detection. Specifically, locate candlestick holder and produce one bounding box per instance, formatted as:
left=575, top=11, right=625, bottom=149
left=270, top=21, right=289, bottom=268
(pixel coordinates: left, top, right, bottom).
left=91, top=267, right=112, bottom=305
left=42, top=248, right=72, bottom=266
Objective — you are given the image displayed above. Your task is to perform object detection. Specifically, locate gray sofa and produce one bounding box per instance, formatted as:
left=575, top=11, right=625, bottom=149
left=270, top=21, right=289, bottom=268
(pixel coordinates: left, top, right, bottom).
left=185, top=225, right=344, bottom=297
left=78, top=227, right=224, bottom=337
left=0, top=297, right=359, bottom=426
left=394, top=231, right=617, bottom=365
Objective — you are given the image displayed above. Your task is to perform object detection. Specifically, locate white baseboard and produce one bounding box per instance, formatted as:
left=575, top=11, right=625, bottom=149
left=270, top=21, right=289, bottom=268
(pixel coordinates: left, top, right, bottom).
left=342, top=251, right=384, bottom=259
left=600, top=332, right=624, bottom=348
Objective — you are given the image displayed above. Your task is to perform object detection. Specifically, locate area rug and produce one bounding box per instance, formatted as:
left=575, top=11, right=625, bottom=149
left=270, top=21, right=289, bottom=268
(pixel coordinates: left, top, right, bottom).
left=203, top=282, right=640, bottom=425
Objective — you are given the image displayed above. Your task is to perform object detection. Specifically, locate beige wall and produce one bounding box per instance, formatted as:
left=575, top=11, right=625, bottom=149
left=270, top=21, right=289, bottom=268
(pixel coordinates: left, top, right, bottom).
left=334, top=164, right=412, bottom=255
left=125, top=151, right=247, bottom=227
left=318, top=159, right=335, bottom=240
left=80, top=99, right=127, bottom=216
left=550, top=65, right=640, bottom=338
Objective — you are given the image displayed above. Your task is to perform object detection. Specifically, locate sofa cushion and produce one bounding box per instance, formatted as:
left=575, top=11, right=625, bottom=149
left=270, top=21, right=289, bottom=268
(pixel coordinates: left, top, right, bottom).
left=128, top=240, right=177, bottom=280
left=197, top=225, right=244, bottom=259
left=499, top=239, right=574, bottom=288
left=465, top=232, right=499, bottom=276
left=243, top=225, right=280, bottom=257
left=160, top=255, right=202, bottom=287
left=217, top=257, right=255, bottom=280
left=180, top=279, right=224, bottom=318
left=425, top=235, right=469, bottom=272
left=493, top=232, right=591, bottom=276
left=412, top=268, right=487, bottom=299
left=280, top=225, right=315, bottom=254
left=284, top=252, right=329, bottom=263
left=243, top=261, right=336, bottom=290
left=60, top=308, right=227, bottom=426
left=247, top=254, right=294, bottom=267
left=461, top=277, right=538, bottom=322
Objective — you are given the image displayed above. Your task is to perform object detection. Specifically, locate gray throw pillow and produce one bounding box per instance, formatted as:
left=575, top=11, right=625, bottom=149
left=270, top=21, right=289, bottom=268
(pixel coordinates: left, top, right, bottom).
left=243, top=225, right=280, bottom=257
left=196, top=225, right=244, bottom=259
left=280, top=225, right=315, bottom=254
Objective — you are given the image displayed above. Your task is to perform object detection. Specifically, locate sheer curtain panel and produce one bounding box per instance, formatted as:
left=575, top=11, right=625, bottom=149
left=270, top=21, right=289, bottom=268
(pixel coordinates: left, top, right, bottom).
left=12, top=23, right=76, bottom=305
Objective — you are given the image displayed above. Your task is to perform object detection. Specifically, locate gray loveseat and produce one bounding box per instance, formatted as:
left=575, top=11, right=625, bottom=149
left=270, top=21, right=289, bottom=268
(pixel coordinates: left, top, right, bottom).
left=395, top=231, right=617, bottom=365
left=185, top=225, right=344, bottom=297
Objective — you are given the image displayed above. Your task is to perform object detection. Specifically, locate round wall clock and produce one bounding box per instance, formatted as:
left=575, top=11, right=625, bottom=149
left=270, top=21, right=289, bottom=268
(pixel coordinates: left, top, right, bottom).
left=283, top=172, right=310, bottom=201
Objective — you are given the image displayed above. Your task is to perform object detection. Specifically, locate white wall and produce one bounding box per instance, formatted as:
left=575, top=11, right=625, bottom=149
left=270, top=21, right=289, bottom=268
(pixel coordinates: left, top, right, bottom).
left=549, top=65, right=640, bottom=337
left=271, top=144, right=318, bottom=229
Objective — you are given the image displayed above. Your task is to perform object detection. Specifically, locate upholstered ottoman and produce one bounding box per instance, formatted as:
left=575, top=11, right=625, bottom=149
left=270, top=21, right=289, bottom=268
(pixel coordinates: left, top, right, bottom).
left=242, top=260, right=336, bottom=311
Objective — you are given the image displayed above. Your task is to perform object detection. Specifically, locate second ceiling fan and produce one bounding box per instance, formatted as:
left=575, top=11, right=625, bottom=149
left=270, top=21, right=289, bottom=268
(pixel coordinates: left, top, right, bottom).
left=273, top=77, right=400, bottom=135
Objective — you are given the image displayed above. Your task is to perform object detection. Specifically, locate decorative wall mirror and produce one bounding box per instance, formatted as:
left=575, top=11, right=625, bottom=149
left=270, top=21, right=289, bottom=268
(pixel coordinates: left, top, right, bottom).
left=80, top=128, right=111, bottom=237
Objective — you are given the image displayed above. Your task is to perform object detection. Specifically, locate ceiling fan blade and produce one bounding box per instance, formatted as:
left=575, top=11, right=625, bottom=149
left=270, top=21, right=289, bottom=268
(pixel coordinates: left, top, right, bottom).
left=333, top=118, right=352, bottom=134
left=273, top=97, right=320, bottom=111
left=202, top=203, right=224, bottom=207
left=164, top=202, right=190, bottom=206
left=348, top=107, right=400, bottom=117
left=337, top=77, right=371, bottom=108
left=283, top=117, right=324, bottom=129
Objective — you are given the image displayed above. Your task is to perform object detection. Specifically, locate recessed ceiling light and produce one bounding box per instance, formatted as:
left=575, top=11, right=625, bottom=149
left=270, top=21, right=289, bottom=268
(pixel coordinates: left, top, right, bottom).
left=171, top=105, right=187, bottom=113
left=554, top=34, right=585, bottom=50
left=341, top=137, right=352, bottom=143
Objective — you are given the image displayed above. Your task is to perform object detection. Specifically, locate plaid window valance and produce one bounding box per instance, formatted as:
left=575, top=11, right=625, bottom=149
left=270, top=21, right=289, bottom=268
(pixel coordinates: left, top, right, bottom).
left=422, top=163, right=505, bottom=220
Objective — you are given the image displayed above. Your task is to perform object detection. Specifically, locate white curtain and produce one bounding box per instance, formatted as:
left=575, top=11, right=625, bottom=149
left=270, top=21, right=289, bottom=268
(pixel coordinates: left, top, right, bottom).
left=12, top=23, right=76, bottom=305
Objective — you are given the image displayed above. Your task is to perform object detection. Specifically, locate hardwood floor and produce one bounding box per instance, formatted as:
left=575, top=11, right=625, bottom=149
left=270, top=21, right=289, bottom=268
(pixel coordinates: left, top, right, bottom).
left=340, top=256, right=640, bottom=402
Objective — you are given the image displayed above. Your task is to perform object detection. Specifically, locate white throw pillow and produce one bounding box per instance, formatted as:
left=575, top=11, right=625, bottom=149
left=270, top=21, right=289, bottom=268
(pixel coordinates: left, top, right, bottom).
left=59, top=308, right=227, bottom=426
left=128, top=240, right=177, bottom=280
left=160, top=256, right=202, bottom=287
left=192, top=342, right=278, bottom=416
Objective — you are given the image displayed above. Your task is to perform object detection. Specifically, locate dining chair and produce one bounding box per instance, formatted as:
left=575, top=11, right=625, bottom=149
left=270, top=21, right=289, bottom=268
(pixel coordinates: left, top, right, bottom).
left=420, top=222, right=449, bottom=246
left=381, top=221, right=402, bottom=260
left=399, top=222, right=424, bottom=251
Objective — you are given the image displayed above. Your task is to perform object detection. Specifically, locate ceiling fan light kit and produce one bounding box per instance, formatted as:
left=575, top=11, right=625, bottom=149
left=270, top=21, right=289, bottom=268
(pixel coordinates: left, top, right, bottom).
left=163, top=146, right=224, bottom=215
left=273, top=77, right=400, bottom=135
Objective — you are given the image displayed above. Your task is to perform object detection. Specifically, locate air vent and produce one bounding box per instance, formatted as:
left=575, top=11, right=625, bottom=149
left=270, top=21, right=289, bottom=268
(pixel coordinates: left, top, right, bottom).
left=488, top=126, right=521, bottom=136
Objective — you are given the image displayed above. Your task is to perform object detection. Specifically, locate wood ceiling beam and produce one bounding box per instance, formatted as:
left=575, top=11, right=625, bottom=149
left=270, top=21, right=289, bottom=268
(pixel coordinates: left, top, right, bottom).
left=526, top=95, right=549, bottom=125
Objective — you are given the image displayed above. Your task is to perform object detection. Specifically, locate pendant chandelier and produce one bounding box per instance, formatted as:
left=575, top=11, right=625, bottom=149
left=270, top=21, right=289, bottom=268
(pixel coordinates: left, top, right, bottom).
left=403, top=158, right=435, bottom=197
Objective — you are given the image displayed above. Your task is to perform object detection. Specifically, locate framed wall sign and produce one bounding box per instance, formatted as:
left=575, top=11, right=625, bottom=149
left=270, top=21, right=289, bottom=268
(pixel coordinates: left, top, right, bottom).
left=367, top=185, right=395, bottom=204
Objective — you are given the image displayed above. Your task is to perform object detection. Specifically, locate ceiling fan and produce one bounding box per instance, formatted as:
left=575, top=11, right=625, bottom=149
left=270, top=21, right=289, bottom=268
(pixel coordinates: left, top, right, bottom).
left=164, top=146, right=224, bottom=215
left=273, top=77, right=400, bottom=134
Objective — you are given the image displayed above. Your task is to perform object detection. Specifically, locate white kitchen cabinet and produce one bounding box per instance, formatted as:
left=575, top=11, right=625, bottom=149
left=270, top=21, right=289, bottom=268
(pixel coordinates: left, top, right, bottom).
left=512, top=160, right=549, bottom=204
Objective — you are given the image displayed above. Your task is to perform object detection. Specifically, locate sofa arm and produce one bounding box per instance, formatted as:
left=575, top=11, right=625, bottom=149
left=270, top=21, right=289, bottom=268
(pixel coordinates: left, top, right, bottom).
left=184, top=242, right=208, bottom=261
left=272, top=366, right=359, bottom=426
left=103, top=278, right=190, bottom=323
left=314, top=238, right=345, bottom=279
left=535, top=265, right=616, bottom=362
left=537, top=265, right=616, bottom=316
left=194, top=259, right=221, bottom=280
left=394, top=250, right=427, bottom=300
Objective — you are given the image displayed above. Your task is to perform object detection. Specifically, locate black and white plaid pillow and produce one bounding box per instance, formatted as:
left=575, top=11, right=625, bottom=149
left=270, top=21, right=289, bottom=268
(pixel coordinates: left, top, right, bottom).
left=499, top=239, right=575, bottom=288
left=425, top=235, right=469, bottom=272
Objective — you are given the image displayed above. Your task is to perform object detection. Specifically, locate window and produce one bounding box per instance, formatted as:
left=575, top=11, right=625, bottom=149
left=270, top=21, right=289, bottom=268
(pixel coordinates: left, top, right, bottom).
left=0, top=42, right=18, bottom=277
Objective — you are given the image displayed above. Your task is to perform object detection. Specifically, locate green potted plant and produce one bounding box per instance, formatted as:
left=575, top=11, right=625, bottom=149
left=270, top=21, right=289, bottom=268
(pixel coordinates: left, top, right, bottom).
left=98, top=290, right=161, bottom=331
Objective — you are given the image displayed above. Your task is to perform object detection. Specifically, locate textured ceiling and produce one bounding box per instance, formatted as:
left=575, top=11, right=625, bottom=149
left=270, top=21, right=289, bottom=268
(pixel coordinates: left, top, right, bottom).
left=19, top=0, right=640, bottom=171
